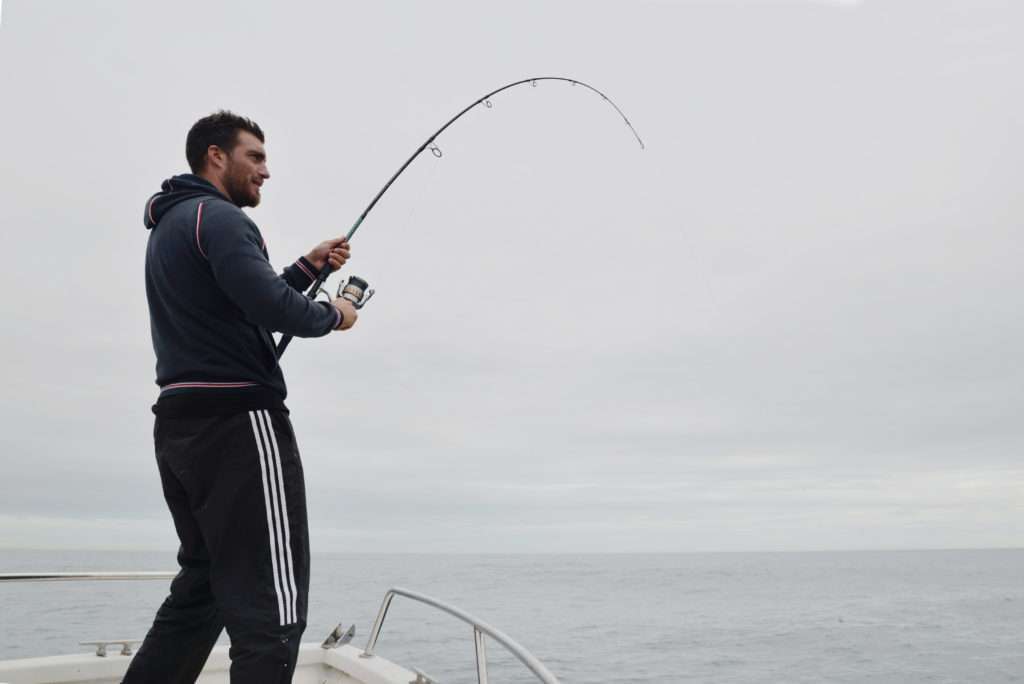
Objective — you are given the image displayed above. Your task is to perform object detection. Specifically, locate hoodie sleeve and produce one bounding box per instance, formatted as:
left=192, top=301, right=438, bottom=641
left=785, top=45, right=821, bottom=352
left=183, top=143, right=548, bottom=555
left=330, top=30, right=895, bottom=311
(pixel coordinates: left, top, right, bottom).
left=281, top=256, right=320, bottom=291
left=197, top=201, right=341, bottom=337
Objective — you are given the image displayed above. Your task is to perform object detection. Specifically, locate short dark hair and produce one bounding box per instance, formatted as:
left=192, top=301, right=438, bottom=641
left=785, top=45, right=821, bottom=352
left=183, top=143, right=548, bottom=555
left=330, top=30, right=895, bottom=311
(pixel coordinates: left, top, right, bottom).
left=186, top=110, right=265, bottom=173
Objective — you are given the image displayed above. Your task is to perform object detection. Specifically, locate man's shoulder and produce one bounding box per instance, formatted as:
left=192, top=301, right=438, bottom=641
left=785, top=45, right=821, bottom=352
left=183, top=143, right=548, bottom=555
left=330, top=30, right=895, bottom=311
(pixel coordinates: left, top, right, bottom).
left=199, top=199, right=261, bottom=235
left=200, top=197, right=247, bottom=220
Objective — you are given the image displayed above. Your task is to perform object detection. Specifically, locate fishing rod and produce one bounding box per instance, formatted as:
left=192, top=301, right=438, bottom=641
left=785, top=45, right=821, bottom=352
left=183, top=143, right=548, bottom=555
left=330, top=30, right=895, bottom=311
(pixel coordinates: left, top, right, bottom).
left=276, top=76, right=644, bottom=358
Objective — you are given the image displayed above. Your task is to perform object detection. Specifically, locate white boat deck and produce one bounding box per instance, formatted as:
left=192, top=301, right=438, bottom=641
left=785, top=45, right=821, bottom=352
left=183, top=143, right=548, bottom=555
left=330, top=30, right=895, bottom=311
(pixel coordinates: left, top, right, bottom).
left=0, top=643, right=418, bottom=684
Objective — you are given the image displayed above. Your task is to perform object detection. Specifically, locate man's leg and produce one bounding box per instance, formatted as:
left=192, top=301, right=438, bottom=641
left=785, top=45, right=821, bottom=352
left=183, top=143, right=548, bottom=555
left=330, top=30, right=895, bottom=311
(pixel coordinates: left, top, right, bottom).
left=194, top=409, right=310, bottom=683
left=123, top=417, right=224, bottom=684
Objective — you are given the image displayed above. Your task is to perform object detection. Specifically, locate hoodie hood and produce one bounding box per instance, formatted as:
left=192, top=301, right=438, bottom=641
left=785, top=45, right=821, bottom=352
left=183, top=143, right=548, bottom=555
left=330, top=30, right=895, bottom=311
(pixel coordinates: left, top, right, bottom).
left=144, top=174, right=230, bottom=230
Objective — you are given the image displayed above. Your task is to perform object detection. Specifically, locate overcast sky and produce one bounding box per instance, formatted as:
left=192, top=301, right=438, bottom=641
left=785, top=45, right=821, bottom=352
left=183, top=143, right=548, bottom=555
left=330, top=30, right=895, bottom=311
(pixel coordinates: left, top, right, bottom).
left=0, top=0, right=1020, bottom=553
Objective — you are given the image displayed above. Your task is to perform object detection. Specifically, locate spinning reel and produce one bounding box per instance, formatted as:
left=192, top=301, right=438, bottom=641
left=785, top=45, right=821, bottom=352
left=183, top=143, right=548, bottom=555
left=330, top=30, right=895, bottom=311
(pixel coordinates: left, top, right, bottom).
left=317, top=275, right=375, bottom=310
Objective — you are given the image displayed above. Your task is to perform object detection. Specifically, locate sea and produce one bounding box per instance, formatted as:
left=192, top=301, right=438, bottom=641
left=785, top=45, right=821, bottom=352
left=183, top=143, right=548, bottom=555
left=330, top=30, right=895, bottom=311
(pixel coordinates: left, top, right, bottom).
left=1, top=549, right=1022, bottom=683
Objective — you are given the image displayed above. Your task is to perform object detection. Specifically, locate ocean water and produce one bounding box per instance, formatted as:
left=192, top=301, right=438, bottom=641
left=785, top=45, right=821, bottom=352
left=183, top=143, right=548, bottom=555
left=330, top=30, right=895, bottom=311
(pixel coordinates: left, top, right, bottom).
left=1, top=549, right=1022, bottom=682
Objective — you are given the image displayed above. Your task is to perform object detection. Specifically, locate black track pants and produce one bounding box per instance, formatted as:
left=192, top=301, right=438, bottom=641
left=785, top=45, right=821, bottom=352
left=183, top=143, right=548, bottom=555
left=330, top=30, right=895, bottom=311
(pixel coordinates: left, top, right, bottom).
left=123, top=409, right=310, bottom=684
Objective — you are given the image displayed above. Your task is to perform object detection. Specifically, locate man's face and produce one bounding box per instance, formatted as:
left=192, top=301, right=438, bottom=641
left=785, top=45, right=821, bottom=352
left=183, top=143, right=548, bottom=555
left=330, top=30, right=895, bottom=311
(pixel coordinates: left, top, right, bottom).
left=219, top=131, right=270, bottom=208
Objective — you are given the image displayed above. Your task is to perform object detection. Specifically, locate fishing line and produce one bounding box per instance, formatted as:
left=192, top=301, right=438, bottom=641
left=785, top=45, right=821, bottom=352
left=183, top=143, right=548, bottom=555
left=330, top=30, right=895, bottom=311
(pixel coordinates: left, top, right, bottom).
left=276, top=76, right=644, bottom=358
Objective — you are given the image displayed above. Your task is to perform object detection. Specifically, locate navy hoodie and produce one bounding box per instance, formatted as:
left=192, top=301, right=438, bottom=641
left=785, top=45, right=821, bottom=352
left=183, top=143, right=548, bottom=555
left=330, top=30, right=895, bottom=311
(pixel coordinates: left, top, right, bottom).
left=144, top=174, right=339, bottom=416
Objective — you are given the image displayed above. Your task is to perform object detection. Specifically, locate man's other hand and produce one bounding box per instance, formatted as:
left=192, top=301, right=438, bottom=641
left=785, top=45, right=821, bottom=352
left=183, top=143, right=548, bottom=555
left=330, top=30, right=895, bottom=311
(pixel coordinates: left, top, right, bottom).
left=331, top=297, right=358, bottom=331
left=306, top=237, right=351, bottom=273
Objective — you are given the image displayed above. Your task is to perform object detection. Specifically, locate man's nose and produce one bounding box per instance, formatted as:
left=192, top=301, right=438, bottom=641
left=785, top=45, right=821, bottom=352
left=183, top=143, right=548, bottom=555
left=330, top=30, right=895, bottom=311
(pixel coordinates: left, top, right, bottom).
left=260, top=165, right=270, bottom=180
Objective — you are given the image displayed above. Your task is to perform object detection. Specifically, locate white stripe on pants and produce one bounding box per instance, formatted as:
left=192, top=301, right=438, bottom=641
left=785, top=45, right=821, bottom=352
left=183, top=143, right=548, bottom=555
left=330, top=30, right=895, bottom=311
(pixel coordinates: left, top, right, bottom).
left=249, top=410, right=297, bottom=625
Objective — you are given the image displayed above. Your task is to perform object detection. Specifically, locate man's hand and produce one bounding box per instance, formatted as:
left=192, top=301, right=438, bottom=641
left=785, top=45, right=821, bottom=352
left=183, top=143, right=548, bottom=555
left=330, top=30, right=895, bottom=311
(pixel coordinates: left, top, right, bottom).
left=306, top=237, right=351, bottom=273
left=331, top=297, right=358, bottom=331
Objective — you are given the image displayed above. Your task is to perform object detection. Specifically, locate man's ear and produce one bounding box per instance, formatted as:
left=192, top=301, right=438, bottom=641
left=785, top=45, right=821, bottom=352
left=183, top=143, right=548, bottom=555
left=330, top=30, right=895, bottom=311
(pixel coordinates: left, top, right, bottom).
left=206, top=145, right=226, bottom=170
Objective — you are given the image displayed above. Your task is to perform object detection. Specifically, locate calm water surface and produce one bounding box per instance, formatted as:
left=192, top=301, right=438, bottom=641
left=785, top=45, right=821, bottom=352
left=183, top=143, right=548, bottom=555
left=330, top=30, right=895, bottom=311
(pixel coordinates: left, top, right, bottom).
left=2, top=549, right=1022, bottom=682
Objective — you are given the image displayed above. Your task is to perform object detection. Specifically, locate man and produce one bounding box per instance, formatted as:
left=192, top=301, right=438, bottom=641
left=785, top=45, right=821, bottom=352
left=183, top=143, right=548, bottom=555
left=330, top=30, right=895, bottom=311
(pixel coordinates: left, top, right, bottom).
left=124, top=111, right=357, bottom=683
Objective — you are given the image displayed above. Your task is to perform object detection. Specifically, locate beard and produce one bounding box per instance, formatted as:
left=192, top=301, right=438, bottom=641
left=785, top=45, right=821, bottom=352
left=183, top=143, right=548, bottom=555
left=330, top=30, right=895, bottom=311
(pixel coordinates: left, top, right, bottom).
left=222, top=159, right=261, bottom=208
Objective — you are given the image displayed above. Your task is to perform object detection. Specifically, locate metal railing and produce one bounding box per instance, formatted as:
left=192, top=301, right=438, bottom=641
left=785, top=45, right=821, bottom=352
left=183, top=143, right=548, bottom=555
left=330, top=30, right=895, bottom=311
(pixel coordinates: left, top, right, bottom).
left=0, top=571, right=177, bottom=656
left=1, top=575, right=562, bottom=683
left=362, top=587, right=561, bottom=684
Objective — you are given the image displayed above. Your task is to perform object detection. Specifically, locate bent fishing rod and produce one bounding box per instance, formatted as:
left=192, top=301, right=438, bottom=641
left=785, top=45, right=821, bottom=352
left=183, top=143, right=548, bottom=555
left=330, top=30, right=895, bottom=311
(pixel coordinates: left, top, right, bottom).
left=276, top=76, right=644, bottom=359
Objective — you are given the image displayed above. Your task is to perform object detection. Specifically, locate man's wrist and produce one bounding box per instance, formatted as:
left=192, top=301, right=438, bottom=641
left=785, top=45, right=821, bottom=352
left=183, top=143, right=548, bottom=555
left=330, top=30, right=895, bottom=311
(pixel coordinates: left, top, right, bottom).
left=302, top=253, right=322, bottom=271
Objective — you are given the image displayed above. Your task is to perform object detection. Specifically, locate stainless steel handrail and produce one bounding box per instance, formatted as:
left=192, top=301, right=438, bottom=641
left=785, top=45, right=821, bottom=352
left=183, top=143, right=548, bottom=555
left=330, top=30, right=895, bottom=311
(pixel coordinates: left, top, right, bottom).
left=362, top=586, right=560, bottom=684
left=0, top=572, right=176, bottom=582
left=0, top=572, right=176, bottom=658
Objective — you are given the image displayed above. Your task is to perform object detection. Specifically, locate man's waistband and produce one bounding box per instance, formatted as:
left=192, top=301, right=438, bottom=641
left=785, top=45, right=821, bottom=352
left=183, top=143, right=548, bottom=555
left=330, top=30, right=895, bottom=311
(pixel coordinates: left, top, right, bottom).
left=154, top=382, right=287, bottom=418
